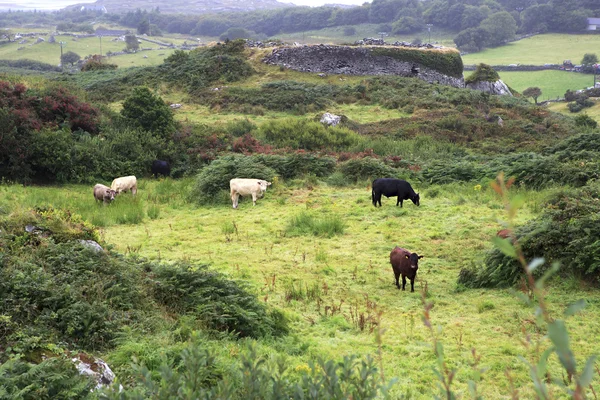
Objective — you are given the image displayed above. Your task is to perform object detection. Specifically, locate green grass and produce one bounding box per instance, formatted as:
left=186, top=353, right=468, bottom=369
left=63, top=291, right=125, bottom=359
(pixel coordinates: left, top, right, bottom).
left=464, top=69, right=594, bottom=100
left=462, top=33, right=600, bottom=66
left=3, top=180, right=598, bottom=397
left=548, top=100, right=600, bottom=121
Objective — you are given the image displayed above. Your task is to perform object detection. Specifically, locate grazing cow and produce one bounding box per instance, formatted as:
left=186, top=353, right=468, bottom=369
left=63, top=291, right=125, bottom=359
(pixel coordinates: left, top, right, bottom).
left=151, top=160, right=171, bottom=178
left=390, top=246, right=424, bottom=292
left=93, top=184, right=117, bottom=205
left=230, top=178, right=271, bottom=209
left=372, top=178, right=420, bottom=207
left=111, top=175, right=137, bottom=195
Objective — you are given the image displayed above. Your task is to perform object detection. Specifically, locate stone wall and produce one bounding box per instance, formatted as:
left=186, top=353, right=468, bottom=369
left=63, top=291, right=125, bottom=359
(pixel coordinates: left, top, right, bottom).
left=263, top=45, right=465, bottom=88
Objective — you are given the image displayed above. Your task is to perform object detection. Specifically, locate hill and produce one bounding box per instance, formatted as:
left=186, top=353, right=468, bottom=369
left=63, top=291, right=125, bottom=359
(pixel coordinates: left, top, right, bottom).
left=65, top=0, right=290, bottom=14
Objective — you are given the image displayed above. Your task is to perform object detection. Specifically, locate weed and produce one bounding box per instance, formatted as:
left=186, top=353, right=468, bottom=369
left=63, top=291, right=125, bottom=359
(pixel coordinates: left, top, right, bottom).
left=285, top=212, right=346, bottom=237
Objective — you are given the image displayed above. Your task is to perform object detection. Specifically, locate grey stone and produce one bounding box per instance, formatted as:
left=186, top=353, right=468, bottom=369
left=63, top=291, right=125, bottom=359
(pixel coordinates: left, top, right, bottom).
left=79, top=240, right=103, bottom=252
left=466, top=79, right=513, bottom=96
left=320, top=113, right=342, bottom=127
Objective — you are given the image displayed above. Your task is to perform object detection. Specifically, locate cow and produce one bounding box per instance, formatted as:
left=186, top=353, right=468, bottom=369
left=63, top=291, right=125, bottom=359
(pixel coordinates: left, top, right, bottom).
left=151, top=160, right=171, bottom=178
left=230, top=178, right=272, bottom=209
left=372, top=178, right=420, bottom=207
left=111, top=175, right=137, bottom=195
left=390, top=246, right=424, bottom=292
left=93, top=184, right=117, bottom=205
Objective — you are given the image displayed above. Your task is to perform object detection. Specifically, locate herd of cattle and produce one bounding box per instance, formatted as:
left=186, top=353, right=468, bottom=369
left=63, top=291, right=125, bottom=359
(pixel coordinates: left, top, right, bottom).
left=93, top=163, right=424, bottom=292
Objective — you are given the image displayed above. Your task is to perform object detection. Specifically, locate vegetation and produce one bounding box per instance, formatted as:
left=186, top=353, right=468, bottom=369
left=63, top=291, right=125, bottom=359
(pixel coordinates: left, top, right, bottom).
left=522, top=86, right=542, bottom=104
left=464, top=63, right=499, bottom=84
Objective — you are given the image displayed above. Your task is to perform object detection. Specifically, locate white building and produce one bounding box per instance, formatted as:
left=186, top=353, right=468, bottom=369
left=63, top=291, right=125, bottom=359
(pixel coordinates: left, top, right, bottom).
left=587, top=18, right=600, bottom=30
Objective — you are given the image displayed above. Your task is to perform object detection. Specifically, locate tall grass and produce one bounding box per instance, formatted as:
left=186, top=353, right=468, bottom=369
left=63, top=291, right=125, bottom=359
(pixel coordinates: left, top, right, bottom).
left=285, top=212, right=346, bottom=238
left=353, top=136, right=467, bottom=161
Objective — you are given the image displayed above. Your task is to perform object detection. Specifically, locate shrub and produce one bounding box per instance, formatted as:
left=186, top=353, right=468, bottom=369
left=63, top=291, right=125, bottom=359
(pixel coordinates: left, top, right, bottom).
left=464, top=63, right=499, bottom=84
left=81, top=55, right=118, bottom=72
left=338, top=157, right=398, bottom=182
left=459, top=182, right=600, bottom=287
left=191, top=155, right=276, bottom=203
left=574, top=113, right=598, bottom=128
left=254, top=153, right=337, bottom=179
left=259, top=118, right=360, bottom=151
left=285, top=212, right=346, bottom=238
left=151, top=263, right=288, bottom=338
left=120, top=87, right=176, bottom=138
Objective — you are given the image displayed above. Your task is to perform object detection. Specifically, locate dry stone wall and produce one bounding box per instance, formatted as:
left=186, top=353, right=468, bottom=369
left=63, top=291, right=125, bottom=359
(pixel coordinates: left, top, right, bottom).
left=263, top=45, right=465, bottom=88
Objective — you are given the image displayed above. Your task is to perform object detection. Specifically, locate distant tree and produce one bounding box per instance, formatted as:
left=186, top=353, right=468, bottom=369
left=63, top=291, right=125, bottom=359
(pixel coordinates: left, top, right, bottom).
left=61, top=51, right=81, bottom=66
left=521, top=4, right=553, bottom=33
left=412, top=36, right=422, bottom=45
left=121, top=87, right=175, bottom=138
left=343, top=26, right=356, bottom=36
left=461, top=5, right=489, bottom=30
left=137, top=18, right=150, bottom=35
left=2, top=29, right=15, bottom=42
left=124, top=35, right=139, bottom=52
left=481, top=11, right=517, bottom=46
left=392, top=16, right=424, bottom=34
left=454, top=27, right=491, bottom=52
left=446, top=3, right=466, bottom=31
left=581, top=53, right=598, bottom=66
left=522, top=87, right=542, bottom=104
left=219, top=27, right=251, bottom=41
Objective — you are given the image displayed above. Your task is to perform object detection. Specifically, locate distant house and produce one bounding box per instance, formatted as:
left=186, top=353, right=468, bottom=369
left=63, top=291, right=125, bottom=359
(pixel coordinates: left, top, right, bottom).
left=587, top=18, right=600, bottom=30
left=81, top=5, right=108, bottom=13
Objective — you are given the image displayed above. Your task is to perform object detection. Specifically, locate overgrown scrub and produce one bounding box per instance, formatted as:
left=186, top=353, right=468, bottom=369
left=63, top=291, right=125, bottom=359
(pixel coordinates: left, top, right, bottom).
left=151, top=263, right=288, bottom=338
left=0, top=356, right=95, bottom=398
left=339, top=157, right=398, bottom=182
left=370, top=47, right=463, bottom=78
left=459, top=181, right=600, bottom=288
left=102, top=342, right=394, bottom=399
left=190, top=155, right=276, bottom=204
left=285, top=212, right=346, bottom=238
left=258, top=118, right=360, bottom=151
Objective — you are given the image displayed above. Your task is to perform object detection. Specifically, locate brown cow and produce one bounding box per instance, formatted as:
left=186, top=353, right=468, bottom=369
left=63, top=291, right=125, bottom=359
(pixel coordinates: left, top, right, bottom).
left=93, top=184, right=117, bottom=205
left=390, top=246, right=424, bottom=292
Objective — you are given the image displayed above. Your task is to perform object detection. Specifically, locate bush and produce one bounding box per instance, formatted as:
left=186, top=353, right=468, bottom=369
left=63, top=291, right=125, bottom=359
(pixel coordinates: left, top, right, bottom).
left=191, top=155, right=276, bottom=204
left=339, top=157, right=398, bottom=182
left=151, top=263, right=288, bottom=338
left=81, top=55, right=118, bottom=72
left=464, top=63, right=499, bottom=84
left=259, top=118, right=360, bottom=151
left=120, top=87, right=176, bottom=138
left=254, top=153, right=337, bottom=179
left=459, top=182, right=600, bottom=287
left=574, top=113, right=598, bottom=128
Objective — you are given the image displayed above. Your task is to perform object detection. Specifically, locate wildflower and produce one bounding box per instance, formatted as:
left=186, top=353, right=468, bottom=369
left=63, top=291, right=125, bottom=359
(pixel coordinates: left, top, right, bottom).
left=474, top=184, right=482, bottom=191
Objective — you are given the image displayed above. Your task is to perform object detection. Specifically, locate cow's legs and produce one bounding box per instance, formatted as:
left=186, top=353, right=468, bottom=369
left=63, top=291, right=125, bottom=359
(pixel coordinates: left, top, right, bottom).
left=231, top=192, right=239, bottom=208
left=410, top=278, right=415, bottom=292
left=394, top=272, right=400, bottom=289
left=402, top=275, right=407, bottom=291
left=132, top=185, right=137, bottom=195
left=252, top=193, right=257, bottom=206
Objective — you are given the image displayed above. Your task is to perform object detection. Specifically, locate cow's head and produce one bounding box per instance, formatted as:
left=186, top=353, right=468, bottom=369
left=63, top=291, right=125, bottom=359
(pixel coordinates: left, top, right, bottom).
left=411, top=193, right=420, bottom=206
left=257, top=180, right=271, bottom=191
left=405, top=253, right=423, bottom=269
left=105, top=189, right=117, bottom=203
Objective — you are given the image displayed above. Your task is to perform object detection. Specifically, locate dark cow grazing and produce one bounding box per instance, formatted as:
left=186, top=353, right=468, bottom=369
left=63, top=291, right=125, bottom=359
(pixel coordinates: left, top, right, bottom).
left=372, top=178, right=420, bottom=207
left=93, top=184, right=117, bottom=205
left=151, top=160, right=171, bottom=178
left=390, top=246, right=424, bottom=292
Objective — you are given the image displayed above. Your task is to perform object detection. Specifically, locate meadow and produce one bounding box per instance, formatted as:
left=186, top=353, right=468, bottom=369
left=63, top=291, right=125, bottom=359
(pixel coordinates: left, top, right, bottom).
left=464, top=69, right=594, bottom=101
left=2, top=178, right=599, bottom=398
left=462, top=33, right=600, bottom=66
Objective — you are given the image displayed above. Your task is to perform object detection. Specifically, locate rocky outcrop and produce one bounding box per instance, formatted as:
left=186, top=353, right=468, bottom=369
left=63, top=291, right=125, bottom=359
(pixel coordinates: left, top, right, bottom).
left=263, top=45, right=464, bottom=88
left=320, top=113, right=342, bottom=127
left=466, top=79, right=513, bottom=96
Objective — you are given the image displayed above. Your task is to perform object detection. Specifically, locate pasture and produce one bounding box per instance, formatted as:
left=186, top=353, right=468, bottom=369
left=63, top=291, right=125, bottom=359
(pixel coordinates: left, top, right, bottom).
left=463, top=69, right=594, bottom=100
left=2, top=179, right=599, bottom=398
left=462, top=33, right=600, bottom=66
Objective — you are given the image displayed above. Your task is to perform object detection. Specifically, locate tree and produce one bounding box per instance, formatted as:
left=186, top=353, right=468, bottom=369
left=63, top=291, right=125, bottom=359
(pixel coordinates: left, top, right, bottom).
left=124, top=35, right=139, bottom=52
left=219, top=27, right=252, bottom=41
left=120, top=87, right=176, bottom=138
left=137, top=18, right=150, bottom=35
left=61, top=51, right=81, bottom=66
left=522, top=87, right=542, bottom=104
left=343, top=26, right=357, bottom=36
left=480, top=11, right=517, bottom=46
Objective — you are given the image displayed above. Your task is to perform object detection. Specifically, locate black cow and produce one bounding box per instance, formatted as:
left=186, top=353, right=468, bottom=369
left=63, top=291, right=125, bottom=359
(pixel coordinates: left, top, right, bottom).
left=151, top=160, right=171, bottom=178
left=372, top=178, right=420, bottom=207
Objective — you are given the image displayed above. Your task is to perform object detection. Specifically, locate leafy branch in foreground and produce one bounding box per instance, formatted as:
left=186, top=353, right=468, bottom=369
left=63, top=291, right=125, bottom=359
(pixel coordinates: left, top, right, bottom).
left=491, top=172, right=597, bottom=399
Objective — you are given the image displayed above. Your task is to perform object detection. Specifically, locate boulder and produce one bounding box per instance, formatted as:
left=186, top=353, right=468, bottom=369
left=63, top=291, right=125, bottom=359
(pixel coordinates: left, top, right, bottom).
left=320, top=112, right=342, bottom=127
left=466, top=79, right=513, bottom=96
left=72, top=353, right=120, bottom=391
left=79, top=240, right=103, bottom=252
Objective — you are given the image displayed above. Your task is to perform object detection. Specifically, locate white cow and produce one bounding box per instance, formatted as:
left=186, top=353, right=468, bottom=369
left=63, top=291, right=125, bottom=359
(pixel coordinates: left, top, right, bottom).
left=111, top=175, right=137, bottom=195
left=230, top=178, right=272, bottom=209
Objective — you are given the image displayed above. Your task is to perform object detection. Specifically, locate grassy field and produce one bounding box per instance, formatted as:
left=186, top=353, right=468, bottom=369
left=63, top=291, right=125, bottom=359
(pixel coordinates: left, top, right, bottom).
left=548, top=100, right=600, bottom=120
left=2, top=179, right=598, bottom=398
left=464, top=69, right=593, bottom=100
left=462, top=33, right=600, bottom=65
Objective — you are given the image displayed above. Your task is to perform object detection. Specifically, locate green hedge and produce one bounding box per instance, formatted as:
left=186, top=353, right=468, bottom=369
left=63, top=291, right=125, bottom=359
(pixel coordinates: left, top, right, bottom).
left=369, top=47, right=464, bottom=78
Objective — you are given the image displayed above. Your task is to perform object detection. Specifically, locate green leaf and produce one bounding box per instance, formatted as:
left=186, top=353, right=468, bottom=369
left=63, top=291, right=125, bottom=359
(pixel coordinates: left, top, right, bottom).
left=548, top=320, right=577, bottom=374
left=564, top=300, right=587, bottom=318
left=536, top=347, right=554, bottom=379
left=510, top=194, right=526, bottom=210
left=492, top=237, right=517, bottom=258
left=579, top=354, right=597, bottom=388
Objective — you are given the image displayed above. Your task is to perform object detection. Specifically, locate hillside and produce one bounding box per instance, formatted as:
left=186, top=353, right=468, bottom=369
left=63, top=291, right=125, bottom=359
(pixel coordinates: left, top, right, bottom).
left=65, top=0, right=290, bottom=14
left=2, top=39, right=600, bottom=398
